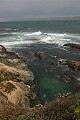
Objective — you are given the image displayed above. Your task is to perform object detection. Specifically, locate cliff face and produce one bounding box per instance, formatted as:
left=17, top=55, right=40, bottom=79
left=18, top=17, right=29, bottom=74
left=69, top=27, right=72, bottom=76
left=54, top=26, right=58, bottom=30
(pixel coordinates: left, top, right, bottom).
left=0, top=45, right=36, bottom=109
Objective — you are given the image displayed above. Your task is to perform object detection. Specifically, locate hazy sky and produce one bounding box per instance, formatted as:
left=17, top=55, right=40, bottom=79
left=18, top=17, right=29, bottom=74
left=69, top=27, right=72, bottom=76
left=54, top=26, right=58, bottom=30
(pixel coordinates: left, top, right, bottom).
left=0, top=0, right=80, bottom=21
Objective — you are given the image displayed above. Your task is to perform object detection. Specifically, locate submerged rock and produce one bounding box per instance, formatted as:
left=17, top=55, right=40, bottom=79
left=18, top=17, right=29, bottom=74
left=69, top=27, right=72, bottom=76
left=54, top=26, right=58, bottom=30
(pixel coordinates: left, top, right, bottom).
left=63, top=43, right=80, bottom=50
left=58, top=58, right=66, bottom=65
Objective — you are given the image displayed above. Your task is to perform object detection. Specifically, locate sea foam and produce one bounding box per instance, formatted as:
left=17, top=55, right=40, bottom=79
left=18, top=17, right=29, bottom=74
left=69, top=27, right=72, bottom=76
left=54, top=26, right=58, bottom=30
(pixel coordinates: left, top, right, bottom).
left=25, top=31, right=42, bottom=36
left=0, top=31, right=80, bottom=48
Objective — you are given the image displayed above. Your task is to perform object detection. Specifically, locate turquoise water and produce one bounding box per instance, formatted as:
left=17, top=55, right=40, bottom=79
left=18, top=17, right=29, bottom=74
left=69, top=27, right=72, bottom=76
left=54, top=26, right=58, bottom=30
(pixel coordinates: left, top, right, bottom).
left=37, top=76, right=71, bottom=102
left=39, top=77, right=69, bottom=93
left=0, top=20, right=80, bottom=103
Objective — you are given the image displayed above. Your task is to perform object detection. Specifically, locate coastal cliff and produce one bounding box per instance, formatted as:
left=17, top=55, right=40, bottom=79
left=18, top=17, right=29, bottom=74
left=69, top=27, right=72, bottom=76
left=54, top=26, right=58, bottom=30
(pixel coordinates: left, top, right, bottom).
left=0, top=45, right=36, bottom=109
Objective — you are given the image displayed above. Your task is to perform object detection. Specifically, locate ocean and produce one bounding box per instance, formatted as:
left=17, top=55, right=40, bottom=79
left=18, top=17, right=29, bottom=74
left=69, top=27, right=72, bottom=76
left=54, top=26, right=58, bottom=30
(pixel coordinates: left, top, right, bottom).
left=0, top=20, right=80, bottom=104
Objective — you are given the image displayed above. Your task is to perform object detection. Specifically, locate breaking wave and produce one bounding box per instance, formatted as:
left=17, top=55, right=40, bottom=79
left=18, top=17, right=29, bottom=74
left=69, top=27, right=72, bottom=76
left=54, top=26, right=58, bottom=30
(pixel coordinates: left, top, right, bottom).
left=0, top=31, right=80, bottom=48
left=25, top=31, right=42, bottom=36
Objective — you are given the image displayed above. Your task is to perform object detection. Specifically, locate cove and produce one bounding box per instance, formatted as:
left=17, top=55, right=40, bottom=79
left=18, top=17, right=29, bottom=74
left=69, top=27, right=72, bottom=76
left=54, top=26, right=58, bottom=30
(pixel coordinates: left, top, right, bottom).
left=9, top=43, right=79, bottom=104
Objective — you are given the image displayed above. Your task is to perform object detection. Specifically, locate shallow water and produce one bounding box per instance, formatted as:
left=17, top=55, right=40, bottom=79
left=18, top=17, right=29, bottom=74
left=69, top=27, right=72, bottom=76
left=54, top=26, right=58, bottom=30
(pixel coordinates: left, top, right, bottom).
left=36, top=76, right=71, bottom=102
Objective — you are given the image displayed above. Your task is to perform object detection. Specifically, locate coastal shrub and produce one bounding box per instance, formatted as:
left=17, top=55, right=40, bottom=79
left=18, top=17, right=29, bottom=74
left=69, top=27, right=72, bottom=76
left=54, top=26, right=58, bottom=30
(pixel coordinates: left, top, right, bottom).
left=17, top=114, right=26, bottom=120
left=27, top=112, right=36, bottom=120
left=3, top=118, right=8, bottom=120
left=74, top=100, right=80, bottom=120
left=76, top=100, right=80, bottom=108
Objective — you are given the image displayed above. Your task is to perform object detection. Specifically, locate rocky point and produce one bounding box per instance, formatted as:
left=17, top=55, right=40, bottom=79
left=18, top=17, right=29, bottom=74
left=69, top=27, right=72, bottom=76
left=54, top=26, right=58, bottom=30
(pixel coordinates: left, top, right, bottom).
left=0, top=45, right=36, bottom=109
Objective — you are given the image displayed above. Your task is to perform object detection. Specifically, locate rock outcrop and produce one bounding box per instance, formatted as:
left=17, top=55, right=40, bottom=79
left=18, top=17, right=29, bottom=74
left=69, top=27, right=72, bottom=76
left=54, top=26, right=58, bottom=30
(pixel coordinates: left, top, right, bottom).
left=0, top=80, right=31, bottom=108
left=0, top=45, right=36, bottom=109
left=63, top=43, right=80, bottom=50
left=35, top=51, right=43, bottom=59
left=66, top=60, right=80, bottom=70
left=0, top=62, right=34, bottom=84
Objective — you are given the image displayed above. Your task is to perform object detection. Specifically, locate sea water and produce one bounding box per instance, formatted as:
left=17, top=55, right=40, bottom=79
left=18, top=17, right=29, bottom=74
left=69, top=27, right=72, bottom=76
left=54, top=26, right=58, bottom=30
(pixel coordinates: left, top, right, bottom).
left=0, top=20, right=80, bottom=104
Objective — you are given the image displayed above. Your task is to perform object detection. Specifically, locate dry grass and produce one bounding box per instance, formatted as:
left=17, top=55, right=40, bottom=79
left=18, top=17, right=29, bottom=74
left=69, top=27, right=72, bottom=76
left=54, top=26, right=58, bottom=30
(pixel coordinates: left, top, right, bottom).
left=35, top=93, right=80, bottom=120
left=0, top=93, right=80, bottom=120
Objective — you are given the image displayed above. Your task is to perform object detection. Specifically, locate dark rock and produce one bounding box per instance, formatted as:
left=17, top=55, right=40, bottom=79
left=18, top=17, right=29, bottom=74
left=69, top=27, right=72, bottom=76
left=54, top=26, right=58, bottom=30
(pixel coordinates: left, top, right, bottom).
left=50, top=62, right=54, bottom=65
left=35, top=51, right=43, bottom=59
left=63, top=43, right=80, bottom=50
left=0, top=45, right=7, bottom=53
left=58, top=58, right=66, bottom=65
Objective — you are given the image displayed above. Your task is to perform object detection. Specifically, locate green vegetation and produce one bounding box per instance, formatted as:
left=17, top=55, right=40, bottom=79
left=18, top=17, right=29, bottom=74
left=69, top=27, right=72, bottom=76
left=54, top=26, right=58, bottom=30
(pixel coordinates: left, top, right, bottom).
left=17, top=113, right=36, bottom=120
left=17, top=114, right=26, bottom=120
left=3, top=118, right=8, bottom=120
left=27, top=112, right=36, bottom=120
left=74, top=100, right=80, bottom=120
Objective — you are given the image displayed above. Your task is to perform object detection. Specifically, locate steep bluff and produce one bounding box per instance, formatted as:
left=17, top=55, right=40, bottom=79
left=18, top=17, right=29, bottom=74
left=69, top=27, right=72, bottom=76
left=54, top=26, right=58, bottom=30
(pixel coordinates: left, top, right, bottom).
left=0, top=45, right=36, bottom=109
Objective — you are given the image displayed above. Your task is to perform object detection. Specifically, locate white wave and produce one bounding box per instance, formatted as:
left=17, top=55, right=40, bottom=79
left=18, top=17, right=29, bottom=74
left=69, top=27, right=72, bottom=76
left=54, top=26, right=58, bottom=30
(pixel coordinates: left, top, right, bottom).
left=41, top=37, right=53, bottom=44
left=0, top=33, right=9, bottom=35
left=0, top=32, right=71, bottom=47
left=0, top=40, right=36, bottom=47
left=0, top=41, right=33, bottom=46
left=11, top=32, right=71, bottom=46
left=14, top=29, right=19, bottom=31
left=40, top=33, right=71, bottom=46
left=25, top=31, right=42, bottom=36
left=48, top=33, right=67, bottom=37
left=1, top=31, right=80, bottom=48
left=2, top=28, right=11, bottom=31
left=65, top=33, right=80, bottom=42
left=41, top=32, right=80, bottom=46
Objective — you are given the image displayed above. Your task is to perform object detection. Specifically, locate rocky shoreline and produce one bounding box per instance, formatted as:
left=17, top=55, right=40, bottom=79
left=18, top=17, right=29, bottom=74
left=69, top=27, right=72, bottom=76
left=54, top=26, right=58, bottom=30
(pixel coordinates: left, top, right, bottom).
left=0, top=43, right=80, bottom=119
left=0, top=45, right=36, bottom=109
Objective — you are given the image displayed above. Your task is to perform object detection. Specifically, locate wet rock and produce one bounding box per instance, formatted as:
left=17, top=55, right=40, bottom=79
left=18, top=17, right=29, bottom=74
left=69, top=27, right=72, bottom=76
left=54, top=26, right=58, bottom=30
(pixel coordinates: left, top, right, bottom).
left=64, top=75, right=79, bottom=91
left=63, top=43, right=80, bottom=50
left=50, top=62, right=54, bottom=65
left=58, top=58, right=66, bottom=65
left=0, top=45, right=7, bottom=53
left=66, top=60, right=80, bottom=70
left=35, top=51, right=43, bottom=59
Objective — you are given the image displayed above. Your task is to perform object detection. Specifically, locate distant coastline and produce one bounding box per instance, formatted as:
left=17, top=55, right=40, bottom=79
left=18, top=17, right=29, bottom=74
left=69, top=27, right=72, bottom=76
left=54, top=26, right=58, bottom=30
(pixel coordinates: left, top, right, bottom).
left=33, top=16, right=80, bottom=21
left=0, top=16, right=80, bottom=23
left=43, top=16, right=80, bottom=20
left=18, top=16, right=80, bottom=21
